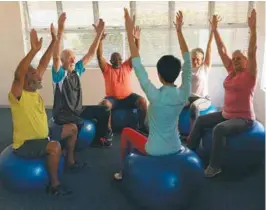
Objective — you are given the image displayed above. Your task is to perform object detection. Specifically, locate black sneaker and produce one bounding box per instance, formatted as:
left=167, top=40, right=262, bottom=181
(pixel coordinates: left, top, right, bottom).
left=66, top=161, right=89, bottom=172
left=46, top=184, right=72, bottom=196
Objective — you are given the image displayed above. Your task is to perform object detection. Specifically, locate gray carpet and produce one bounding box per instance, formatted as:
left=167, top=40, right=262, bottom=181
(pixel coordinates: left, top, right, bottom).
left=0, top=108, right=264, bottom=210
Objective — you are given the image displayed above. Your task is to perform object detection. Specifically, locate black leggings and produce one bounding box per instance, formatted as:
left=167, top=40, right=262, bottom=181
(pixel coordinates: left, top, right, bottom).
left=80, top=105, right=111, bottom=141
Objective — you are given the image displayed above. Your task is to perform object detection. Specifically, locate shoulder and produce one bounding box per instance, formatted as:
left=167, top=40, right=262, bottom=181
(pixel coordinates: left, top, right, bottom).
left=122, top=60, right=133, bottom=70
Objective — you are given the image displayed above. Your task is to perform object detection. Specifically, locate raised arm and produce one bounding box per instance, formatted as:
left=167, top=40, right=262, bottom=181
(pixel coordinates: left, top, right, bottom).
left=37, top=24, right=57, bottom=78
left=174, top=11, right=188, bottom=56
left=247, top=9, right=257, bottom=77
left=96, top=34, right=108, bottom=72
left=174, top=11, right=192, bottom=101
left=127, top=25, right=141, bottom=65
left=53, top=12, right=66, bottom=72
left=82, top=19, right=105, bottom=66
left=204, top=30, right=214, bottom=68
left=211, top=15, right=232, bottom=71
left=124, top=8, right=159, bottom=102
left=11, top=30, right=42, bottom=98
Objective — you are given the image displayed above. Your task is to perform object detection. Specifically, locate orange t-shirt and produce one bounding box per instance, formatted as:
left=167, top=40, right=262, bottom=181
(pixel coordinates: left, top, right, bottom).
left=103, top=60, right=133, bottom=99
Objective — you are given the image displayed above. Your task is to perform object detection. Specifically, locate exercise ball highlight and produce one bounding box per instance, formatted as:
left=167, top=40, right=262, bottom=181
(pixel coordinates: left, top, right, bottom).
left=0, top=145, right=65, bottom=191
left=178, top=105, right=217, bottom=136
left=122, top=146, right=204, bottom=210
left=77, top=119, right=96, bottom=149
left=200, top=120, right=265, bottom=169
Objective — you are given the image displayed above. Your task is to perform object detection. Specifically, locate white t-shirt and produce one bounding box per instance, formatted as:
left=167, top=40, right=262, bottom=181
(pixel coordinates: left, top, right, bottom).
left=191, top=64, right=209, bottom=97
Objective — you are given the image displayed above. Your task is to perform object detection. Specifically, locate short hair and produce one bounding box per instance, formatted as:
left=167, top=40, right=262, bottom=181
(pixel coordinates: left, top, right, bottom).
left=110, top=52, right=122, bottom=60
left=60, top=49, right=73, bottom=62
left=156, top=55, right=181, bottom=83
left=191, top=48, right=204, bottom=58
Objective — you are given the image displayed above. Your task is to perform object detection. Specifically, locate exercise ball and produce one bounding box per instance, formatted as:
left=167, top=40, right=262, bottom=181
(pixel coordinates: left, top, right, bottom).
left=200, top=120, right=265, bottom=169
left=111, top=108, right=139, bottom=132
left=77, top=119, right=96, bottom=150
left=178, top=105, right=217, bottom=136
left=0, top=145, right=65, bottom=191
left=123, top=146, right=204, bottom=210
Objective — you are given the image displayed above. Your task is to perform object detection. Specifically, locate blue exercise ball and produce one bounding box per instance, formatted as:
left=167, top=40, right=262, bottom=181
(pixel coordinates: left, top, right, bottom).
left=123, top=146, right=204, bottom=210
left=77, top=119, right=96, bottom=149
left=200, top=120, right=265, bottom=169
left=0, top=145, right=65, bottom=191
left=111, top=108, right=139, bottom=132
left=178, top=105, right=217, bottom=136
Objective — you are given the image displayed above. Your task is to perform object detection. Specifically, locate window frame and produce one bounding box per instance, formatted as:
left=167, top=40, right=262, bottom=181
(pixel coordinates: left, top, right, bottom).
left=22, top=1, right=255, bottom=68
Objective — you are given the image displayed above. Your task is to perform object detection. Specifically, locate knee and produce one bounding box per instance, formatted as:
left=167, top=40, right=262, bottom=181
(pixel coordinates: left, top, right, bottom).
left=63, top=123, right=78, bottom=138
left=136, top=97, right=147, bottom=110
left=47, top=141, right=61, bottom=155
left=195, top=115, right=204, bottom=125
left=213, top=123, right=225, bottom=136
left=101, top=99, right=112, bottom=110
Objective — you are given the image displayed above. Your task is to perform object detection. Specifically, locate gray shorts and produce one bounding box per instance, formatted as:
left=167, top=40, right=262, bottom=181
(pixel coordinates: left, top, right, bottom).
left=14, top=121, right=64, bottom=159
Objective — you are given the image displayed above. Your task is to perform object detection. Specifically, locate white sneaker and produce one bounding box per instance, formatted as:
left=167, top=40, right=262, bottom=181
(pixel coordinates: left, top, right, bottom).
left=204, top=165, right=222, bottom=178
left=114, top=172, right=123, bottom=180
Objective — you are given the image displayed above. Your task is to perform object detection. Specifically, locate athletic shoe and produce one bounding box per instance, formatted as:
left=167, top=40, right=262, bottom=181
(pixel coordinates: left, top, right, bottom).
left=204, top=165, right=222, bottom=178
left=46, top=184, right=72, bottom=196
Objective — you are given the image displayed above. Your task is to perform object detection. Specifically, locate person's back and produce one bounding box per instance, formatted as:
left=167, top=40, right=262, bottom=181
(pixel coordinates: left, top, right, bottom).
left=146, top=86, right=188, bottom=155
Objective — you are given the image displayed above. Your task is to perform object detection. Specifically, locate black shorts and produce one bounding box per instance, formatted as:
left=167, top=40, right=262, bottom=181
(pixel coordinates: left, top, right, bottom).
left=14, top=123, right=65, bottom=159
left=104, top=93, right=141, bottom=109
left=14, top=139, right=49, bottom=159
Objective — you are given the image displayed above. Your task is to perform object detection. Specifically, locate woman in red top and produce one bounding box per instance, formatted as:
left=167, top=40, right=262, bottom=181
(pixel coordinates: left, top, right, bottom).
left=188, top=9, right=258, bottom=178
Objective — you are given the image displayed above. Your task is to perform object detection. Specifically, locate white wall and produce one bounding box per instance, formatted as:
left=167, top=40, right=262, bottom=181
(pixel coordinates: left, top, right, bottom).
left=0, top=2, right=25, bottom=105
left=0, top=1, right=264, bottom=125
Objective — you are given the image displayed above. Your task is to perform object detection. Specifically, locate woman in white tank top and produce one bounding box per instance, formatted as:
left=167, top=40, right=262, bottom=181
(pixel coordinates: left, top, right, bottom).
left=188, top=31, right=214, bottom=130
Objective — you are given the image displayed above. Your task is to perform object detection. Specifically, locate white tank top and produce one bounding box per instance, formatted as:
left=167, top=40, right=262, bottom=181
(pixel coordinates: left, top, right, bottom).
left=191, top=64, right=209, bottom=97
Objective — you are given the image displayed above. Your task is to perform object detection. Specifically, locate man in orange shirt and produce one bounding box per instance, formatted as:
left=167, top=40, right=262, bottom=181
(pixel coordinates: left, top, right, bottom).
left=96, top=26, right=147, bottom=146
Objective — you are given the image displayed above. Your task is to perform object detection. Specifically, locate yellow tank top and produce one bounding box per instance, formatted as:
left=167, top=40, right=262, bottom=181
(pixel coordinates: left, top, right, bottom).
left=8, top=90, right=48, bottom=149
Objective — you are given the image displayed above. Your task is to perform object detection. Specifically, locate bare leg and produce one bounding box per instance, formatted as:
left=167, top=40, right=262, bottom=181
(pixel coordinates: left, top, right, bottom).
left=100, top=99, right=113, bottom=131
left=61, top=124, right=78, bottom=166
left=136, top=97, right=148, bottom=132
left=46, top=141, right=61, bottom=187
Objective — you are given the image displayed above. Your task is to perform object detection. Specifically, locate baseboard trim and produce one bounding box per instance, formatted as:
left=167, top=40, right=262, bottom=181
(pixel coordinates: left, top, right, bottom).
left=0, top=105, right=53, bottom=109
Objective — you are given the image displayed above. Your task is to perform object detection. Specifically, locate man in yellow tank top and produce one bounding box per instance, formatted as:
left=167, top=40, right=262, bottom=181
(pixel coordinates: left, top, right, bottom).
left=9, top=23, right=79, bottom=196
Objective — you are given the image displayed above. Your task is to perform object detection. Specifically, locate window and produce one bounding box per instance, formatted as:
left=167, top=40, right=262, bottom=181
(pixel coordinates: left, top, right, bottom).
left=175, top=1, right=209, bottom=26
left=62, top=1, right=94, bottom=28
left=136, top=2, right=169, bottom=27
left=22, top=1, right=254, bottom=68
left=214, top=2, right=249, bottom=24
left=98, top=1, right=129, bottom=27
left=27, top=2, right=57, bottom=28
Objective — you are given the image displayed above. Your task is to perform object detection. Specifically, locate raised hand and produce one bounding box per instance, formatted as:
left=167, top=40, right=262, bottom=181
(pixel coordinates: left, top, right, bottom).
left=133, top=26, right=141, bottom=40
left=209, top=15, right=222, bottom=31
left=124, top=8, right=135, bottom=35
left=93, top=19, right=106, bottom=39
left=248, top=9, right=256, bottom=31
left=173, top=11, right=183, bottom=32
left=30, top=29, right=42, bottom=52
left=58, top=12, right=66, bottom=34
left=50, top=23, right=57, bottom=42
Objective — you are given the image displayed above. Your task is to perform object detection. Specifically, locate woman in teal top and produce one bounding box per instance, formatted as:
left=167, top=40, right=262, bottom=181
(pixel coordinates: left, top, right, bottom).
left=114, top=9, right=192, bottom=180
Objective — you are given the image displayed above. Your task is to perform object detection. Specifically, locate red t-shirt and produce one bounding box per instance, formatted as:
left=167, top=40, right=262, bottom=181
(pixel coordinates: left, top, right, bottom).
left=103, top=60, right=133, bottom=99
left=222, top=66, right=256, bottom=120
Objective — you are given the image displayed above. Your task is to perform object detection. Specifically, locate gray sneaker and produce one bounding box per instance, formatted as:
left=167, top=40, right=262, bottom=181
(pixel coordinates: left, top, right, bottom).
left=204, top=165, right=222, bottom=178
